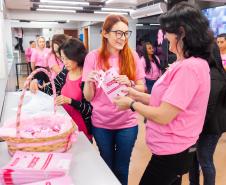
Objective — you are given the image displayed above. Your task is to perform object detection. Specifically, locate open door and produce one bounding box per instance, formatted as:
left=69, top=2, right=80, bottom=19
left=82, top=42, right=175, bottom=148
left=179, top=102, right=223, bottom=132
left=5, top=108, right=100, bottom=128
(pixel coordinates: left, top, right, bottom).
left=64, top=29, right=78, bottom=38
left=84, top=27, right=89, bottom=50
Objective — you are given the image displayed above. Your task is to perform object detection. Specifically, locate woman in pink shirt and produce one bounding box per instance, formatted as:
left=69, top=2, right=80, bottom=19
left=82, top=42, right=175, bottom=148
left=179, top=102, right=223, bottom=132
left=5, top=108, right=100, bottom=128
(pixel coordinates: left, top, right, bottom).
left=25, top=40, right=36, bottom=73
left=47, top=34, right=68, bottom=79
left=114, top=2, right=214, bottom=185
left=141, top=42, right=163, bottom=94
left=30, top=38, right=92, bottom=140
left=31, top=36, right=50, bottom=84
left=82, top=15, right=145, bottom=185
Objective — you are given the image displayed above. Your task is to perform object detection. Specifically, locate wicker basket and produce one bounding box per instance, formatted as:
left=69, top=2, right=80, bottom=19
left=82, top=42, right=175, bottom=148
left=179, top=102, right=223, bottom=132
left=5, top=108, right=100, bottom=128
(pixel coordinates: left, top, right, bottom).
left=1, top=68, right=77, bottom=156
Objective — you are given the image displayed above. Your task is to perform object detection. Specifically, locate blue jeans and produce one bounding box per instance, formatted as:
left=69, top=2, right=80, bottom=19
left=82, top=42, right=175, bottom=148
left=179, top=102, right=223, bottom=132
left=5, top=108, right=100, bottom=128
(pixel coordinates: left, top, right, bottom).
left=145, top=78, right=156, bottom=94
left=92, top=125, right=138, bottom=185
left=189, top=134, right=221, bottom=185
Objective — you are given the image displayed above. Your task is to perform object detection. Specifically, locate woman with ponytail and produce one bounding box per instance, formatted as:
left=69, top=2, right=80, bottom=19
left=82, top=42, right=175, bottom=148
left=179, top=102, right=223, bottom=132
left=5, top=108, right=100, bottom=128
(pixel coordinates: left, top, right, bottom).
left=82, top=14, right=145, bottom=185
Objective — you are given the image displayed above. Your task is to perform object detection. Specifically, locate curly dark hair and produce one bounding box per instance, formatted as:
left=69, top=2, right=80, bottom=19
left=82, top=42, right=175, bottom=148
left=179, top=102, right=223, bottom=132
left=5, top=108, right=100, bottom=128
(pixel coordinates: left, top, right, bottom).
left=59, top=38, right=87, bottom=67
left=159, top=2, right=214, bottom=62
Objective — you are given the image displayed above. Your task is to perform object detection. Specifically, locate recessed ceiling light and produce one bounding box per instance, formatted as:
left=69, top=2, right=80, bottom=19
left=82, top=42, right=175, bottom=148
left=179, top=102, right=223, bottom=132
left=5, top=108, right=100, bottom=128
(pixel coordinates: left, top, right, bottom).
left=40, top=0, right=89, bottom=6
left=101, top=8, right=133, bottom=12
left=38, top=5, right=83, bottom=10
left=94, top=11, right=128, bottom=15
left=36, top=8, right=76, bottom=13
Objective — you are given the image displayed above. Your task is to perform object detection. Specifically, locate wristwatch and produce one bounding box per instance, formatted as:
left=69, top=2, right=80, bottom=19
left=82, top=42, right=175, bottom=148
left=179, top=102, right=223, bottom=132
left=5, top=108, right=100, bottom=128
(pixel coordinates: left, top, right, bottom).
left=130, top=101, right=136, bottom=112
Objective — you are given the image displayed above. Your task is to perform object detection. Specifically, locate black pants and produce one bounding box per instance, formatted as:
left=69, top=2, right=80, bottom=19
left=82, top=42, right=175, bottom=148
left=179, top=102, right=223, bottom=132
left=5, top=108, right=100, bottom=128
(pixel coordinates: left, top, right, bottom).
left=139, top=145, right=196, bottom=185
left=15, top=37, right=24, bottom=52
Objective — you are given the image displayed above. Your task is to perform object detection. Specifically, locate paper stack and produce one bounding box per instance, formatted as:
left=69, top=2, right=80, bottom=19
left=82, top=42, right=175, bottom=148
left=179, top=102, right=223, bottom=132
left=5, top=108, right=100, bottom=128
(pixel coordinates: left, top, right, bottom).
left=0, top=151, right=72, bottom=185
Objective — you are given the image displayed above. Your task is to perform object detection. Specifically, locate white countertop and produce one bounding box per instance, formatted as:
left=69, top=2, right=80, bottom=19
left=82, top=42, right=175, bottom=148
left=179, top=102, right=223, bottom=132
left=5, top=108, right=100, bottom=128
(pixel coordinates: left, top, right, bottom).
left=0, top=92, right=121, bottom=185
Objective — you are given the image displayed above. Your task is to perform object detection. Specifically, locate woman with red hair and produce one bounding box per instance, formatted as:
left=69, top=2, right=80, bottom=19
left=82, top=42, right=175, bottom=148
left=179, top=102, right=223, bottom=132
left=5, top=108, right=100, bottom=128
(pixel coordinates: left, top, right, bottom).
left=82, top=15, right=145, bottom=185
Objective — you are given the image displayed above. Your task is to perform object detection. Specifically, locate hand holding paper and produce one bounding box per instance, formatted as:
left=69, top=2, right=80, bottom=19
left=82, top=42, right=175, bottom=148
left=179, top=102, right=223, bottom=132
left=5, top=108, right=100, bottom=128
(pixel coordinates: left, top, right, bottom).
left=96, top=68, right=129, bottom=102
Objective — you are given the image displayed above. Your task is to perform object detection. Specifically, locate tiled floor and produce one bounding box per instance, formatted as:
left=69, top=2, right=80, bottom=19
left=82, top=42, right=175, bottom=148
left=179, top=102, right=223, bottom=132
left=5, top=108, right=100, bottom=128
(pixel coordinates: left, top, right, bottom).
left=128, top=115, right=226, bottom=185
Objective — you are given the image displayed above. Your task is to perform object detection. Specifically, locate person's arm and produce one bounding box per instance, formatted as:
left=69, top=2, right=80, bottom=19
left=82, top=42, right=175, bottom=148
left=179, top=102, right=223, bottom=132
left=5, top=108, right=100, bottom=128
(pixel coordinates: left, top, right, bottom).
left=30, top=68, right=67, bottom=95
left=82, top=51, right=99, bottom=102
left=44, top=68, right=67, bottom=95
left=126, top=87, right=150, bottom=105
left=131, top=101, right=181, bottom=125
left=84, top=80, right=96, bottom=102
left=55, top=82, right=92, bottom=117
left=113, top=96, right=181, bottom=125
left=51, top=64, right=62, bottom=74
left=31, top=62, right=35, bottom=71
left=133, top=79, right=145, bottom=92
left=30, top=50, right=36, bottom=71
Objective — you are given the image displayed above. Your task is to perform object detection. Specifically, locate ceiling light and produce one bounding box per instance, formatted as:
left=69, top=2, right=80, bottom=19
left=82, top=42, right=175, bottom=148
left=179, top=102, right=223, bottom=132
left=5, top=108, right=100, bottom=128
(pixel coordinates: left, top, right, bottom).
left=30, top=21, right=58, bottom=24
left=10, top=20, right=20, bottom=23
left=136, top=24, right=143, bottom=26
left=40, top=0, right=89, bottom=6
left=150, top=23, right=160, bottom=26
left=36, top=8, right=76, bottom=13
left=130, top=2, right=167, bottom=19
left=101, top=8, right=133, bottom=12
left=94, top=11, right=128, bottom=15
left=38, top=5, right=83, bottom=10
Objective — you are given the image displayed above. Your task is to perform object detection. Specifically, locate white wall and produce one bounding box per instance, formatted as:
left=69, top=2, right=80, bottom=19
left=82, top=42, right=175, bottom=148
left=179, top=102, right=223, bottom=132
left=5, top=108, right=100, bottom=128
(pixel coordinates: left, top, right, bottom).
left=129, top=21, right=137, bottom=50
left=0, top=7, right=7, bottom=79
left=4, top=19, right=13, bottom=59
left=88, top=23, right=102, bottom=51
left=42, top=28, right=64, bottom=41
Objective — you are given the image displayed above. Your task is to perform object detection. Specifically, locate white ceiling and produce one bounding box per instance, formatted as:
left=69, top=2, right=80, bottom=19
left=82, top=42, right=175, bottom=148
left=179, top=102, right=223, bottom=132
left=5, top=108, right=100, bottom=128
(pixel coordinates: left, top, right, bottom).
left=5, top=0, right=154, bottom=10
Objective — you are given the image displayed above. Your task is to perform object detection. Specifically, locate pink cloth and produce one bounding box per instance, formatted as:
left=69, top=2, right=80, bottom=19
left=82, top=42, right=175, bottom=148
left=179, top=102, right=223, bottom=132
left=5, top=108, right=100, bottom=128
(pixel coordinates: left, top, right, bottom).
left=31, top=48, right=50, bottom=68
left=61, top=75, right=92, bottom=139
left=221, top=54, right=226, bottom=66
left=82, top=49, right=145, bottom=129
left=146, top=57, right=210, bottom=155
left=25, top=48, right=34, bottom=63
left=141, top=56, right=161, bottom=80
left=47, top=53, right=64, bottom=79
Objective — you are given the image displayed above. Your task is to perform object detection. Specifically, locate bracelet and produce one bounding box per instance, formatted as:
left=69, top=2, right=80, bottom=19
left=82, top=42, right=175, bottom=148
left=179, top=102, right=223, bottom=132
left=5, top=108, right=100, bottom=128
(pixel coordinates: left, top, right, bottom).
left=130, top=100, right=136, bottom=112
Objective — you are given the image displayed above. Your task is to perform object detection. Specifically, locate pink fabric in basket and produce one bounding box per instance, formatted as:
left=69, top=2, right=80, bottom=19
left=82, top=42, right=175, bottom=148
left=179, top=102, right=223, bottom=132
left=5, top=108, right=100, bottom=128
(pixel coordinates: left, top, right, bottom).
left=1, top=114, right=73, bottom=138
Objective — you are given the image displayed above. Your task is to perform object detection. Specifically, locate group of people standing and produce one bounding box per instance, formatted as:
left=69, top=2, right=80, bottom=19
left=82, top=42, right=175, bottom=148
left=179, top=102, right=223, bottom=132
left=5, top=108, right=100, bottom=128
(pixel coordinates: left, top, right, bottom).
left=27, top=2, right=226, bottom=185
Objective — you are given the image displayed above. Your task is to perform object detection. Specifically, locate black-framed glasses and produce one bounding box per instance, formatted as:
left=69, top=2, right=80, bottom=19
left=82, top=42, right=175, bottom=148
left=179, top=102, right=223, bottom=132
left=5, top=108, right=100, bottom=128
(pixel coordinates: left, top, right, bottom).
left=109, top=30, right=132, bottom=39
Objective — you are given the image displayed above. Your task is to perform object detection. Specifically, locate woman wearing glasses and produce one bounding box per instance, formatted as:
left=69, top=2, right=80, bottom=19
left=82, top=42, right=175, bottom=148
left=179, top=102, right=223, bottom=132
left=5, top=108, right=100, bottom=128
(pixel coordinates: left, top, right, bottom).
left=46, top=34, right=69, bottom=79
left=82, top=15, right=145, bottom=185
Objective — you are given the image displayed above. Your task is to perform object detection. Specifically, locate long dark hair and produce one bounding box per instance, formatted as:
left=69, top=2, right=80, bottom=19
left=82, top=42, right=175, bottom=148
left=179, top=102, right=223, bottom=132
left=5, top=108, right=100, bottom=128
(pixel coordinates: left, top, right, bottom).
left=210, top=42, right=224, bottom=71
left=143, top=42, right=162, bottom=73
left=159, top=2, right=214, bottom=63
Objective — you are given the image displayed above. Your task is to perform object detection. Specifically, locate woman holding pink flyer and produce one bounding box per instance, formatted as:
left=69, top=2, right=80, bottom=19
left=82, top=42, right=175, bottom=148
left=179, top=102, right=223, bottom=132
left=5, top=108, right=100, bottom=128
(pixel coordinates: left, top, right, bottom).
left=82, top=15, right=145, bottom=185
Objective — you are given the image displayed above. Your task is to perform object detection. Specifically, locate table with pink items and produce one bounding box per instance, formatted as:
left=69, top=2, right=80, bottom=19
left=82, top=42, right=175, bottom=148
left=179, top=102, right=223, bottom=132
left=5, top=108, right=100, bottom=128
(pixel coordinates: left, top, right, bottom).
left=0, top=92, right=121, bottom=185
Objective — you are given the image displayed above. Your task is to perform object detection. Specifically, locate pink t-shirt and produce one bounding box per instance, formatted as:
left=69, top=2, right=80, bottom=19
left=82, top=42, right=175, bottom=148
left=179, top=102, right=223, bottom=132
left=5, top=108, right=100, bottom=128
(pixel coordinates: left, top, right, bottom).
left=141, top=56, right=161, bottom=80
left=221, top=54, right=226, bottom=66
left=25, top=48, right=34, bottom=63
left=146, top=57, right=210, bottom=155
left=82, top=49, right=145, bottom=129
left=31, top=48, right=50, bottom=68
left=47, top=53, right=64, bottom=79
left=61, top=75, right=92, bottom=140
